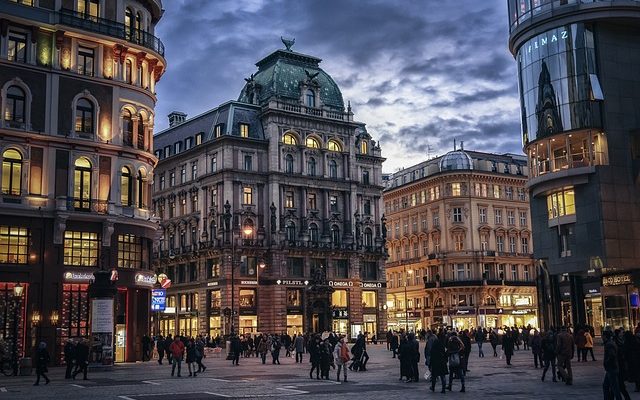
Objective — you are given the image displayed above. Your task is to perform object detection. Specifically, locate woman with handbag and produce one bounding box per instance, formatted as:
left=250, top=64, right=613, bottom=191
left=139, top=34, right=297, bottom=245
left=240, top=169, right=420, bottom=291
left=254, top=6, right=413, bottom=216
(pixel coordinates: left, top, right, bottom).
left=446, top=333, right=465, bottom=392
left=334, top=336, right=350, bottom=382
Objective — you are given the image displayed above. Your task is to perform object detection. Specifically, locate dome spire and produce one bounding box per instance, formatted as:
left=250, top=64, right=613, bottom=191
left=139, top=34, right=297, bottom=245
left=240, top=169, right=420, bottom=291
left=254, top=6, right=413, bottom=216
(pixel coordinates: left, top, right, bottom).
left=281, top=36, right=295, bottom=52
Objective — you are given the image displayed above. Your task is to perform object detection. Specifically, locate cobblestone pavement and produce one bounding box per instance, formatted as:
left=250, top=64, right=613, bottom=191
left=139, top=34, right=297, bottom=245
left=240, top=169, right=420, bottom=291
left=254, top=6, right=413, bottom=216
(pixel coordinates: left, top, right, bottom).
left=0, top=343, right=637, bottom=399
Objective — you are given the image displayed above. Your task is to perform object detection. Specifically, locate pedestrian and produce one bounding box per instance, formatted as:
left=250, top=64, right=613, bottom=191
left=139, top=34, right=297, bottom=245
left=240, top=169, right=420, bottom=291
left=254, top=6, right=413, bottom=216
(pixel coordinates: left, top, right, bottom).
left=386, top=329, right=393, bottom=351
left=271, top=336, right=282, bottom=365
left=186, top=339, right=197, bottom=377
left=398, top=333, right=410, bottom=381
left=165, top=335, right=174, bottom=365
left=309, top=335, right=321, bottom=379
left=156, top=335, right=165, bottom=365
left=429, top=335, right=448, bottom=394
left=541, top=330, right=557, bottom=382
left=334, top=335, right=350, bottom=382
left=603, top=330, right=622, bottom=400
left=575, top=328, right=586, bottom=362
left=584, top=330, right=596, bottom=362
left=424, top=329, right=436, bottom=369
left=319, top=340, right=331, bottom=379
left=530, top=329, right=543, bottom=368
left=257, top=334, right=268, bottom=364
left=63, top=339, right=75, bottom=379
left=390, top=331, right=399, bottom=358
left=230, top=334, right=241, bottom=366
left=490, top=328, right=499, bottom=357
left=618, top=330, right=634, bottom=399
left=502, top=329, right=515, bottom=366
left=72, top=339, right=89, bottom=380
left=407, top=332, right=420, bottom=382
left=475, top=328, right=485, bottom=358
left=460, top=330, right=471, bottom=372
left=33, top=342, right=50, bottom=386
left=294, top=333, right=305, bottom=363
left=446, top=333, right=465, bottom=392
left=195, top=337, right=207, bottom=373
left=142, top=334, right=151, bottom=362
left=556, top=326, right=575, bottom=385
left=169, top=336, right=185, bottom=377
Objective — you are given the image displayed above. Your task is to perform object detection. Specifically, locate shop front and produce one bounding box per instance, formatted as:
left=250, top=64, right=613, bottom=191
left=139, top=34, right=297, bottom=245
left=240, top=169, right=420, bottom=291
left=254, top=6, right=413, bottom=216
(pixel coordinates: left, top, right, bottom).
left=331, top=288, right=349, bottom=336
left=601, top=272, right=640, bottom=330
left=0, top=282, right=27, bottom=368
left=451, top=308, right=476, bottom=330
left=239, top=286, right=257, bottom=334
left=583, top=282, right=604, bottom=335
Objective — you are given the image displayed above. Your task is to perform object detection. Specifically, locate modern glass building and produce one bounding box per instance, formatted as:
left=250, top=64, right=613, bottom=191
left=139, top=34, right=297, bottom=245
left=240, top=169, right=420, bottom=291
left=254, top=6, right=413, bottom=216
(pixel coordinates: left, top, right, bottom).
left=508, top=0, right=640, bottom=332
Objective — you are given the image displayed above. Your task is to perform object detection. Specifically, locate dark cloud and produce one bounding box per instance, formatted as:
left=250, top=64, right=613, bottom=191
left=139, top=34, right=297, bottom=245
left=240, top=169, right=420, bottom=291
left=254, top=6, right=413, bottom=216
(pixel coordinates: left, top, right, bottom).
left=154, top=0, right=522, bottom=169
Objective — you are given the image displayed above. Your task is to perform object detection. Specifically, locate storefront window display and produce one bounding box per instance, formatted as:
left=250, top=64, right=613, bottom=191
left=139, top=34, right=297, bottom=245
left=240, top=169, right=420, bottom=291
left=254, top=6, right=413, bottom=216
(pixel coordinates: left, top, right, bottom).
left=286, top=314, right=303, bottom=336
left=604, top=295, right=629, bottom=329
left=585, top=296, right=603, bottom=335
left=362, top=291, right=377, bottom=308
left=209, top=316, right=221, bottom=338
left=239, top=316, right=257, bottom=334
left=331, top=290, right=348, bottom=307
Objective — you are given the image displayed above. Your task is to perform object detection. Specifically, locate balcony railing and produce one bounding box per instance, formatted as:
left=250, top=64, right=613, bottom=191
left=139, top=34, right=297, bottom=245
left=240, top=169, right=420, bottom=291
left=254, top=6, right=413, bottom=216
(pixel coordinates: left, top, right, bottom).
left=272, top=101, right=351, bottom=121
left=58, top=8, right=165, bottom=56
left=62, top=197, right=108, bottom=214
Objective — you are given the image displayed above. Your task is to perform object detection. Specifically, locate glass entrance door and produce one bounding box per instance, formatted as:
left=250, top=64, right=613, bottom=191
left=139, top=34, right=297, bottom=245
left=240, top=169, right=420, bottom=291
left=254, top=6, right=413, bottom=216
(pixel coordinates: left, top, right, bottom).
left=115, top=324, right=126, bottom=363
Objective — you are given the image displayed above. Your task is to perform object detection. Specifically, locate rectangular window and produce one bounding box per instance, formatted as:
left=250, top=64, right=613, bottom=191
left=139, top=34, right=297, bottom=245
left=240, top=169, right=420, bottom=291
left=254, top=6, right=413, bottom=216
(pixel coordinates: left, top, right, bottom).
left=479, top=207, right=487, bottom=223
left=239, top=289, right=255, bottom=308
left=362, top=262, right=377, bottom=280
left=521, top=237, right=529, bottom=253
left=243, top=155, right=252, bottom=171
left=520, top=211, right=527, bottom=227
left=433, top=211, right=440, bottom=227
left=495, top=209, right=502, bottom=224
left=362, top=170, right=370, bottom=185
left=547, top=188, right=576, bottom=219
left=164, top=146, right=170, bottom=158
left=210, top=154, right=217, bottom=173
left=209, top=290, right=221, bottom=309
left=518, top=188, right=526, bottom=201
left=7, top=31, right=27, bottom=63
left=285, top=191, right=294, bottom=208
left=191, top=162, right=198, bottom=180
left=453, top=207, right=462, bottom=223
left=454, top=234, right=464, bottom=251
left=287, top=257, right=304, bottom=277
left=509, top=236, right=516, bottom=253
left=510, top=264, right=518, bottom=281
left=0, top=226, right=29, bottom=264
left=507, top=210, right=515, bottom=225
left=287, top=289, right=303, bottom=307
left=480, top=234, right=488, bottom=251
left=496, top=236, right=504, bottom=252
left=335, top=259, right=348, bottom=278
left=239, top=123, right=249, bottom=138
left=524, top=265, right=530, bottom=281
left=493, top=185, right=501, bottom=199
left=214, top=124, right=223, bottom=138
left=180, top=166, right=186, bottom=183
left=63, top=231, right=99, bottom=266
left=411, top=217, right=417, bottom=233
left=421, top=216, right=427, bottom=231
left=159, top=174, right=165, bottom=190
left=362, top=291, right=377, bottom=308
left=117, top=234, right=142, bottom=269
left=505, top=187, right=513, bottom=200
left=191, top=194, right=198, bottom=213
left=307, top=193, right=317, bottom=210
left=451, top=183, right=461, bottom=196
left=77, top=46, right=95, bottom=76
left=185, top=137, right=193, bottom=150
left=243, top=186, right=253, bottom=204
left=207, top=258, right=220, bottom=278
left=169, top=171, right=175, bottom=186
left=331, top=289, right=348, bottom=307
left=330, top=195, right=338, bottom=212
left=363, top=199, right=371, bottom=215
left=195, top=133, right=203, bottom=145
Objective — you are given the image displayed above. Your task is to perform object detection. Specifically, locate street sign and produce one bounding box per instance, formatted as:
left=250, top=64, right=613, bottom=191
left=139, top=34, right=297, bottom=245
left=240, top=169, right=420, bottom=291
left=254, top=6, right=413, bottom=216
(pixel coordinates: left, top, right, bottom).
left=151, top=289, right=166, bottom=311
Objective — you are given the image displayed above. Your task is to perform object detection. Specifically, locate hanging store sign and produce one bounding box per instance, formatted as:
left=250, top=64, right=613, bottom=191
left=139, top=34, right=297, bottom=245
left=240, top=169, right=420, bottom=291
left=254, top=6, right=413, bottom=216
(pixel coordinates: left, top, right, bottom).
left=135, top=272, right=157, bottom=288
left=329, top=280, right=353, bottom=287
left=360, top=281, right=386, bottom=288
left=64, top=271, right=95, bottom=282
left=277, top=279, right=309, bottom=286
left=151, top=289, right=166, bottom=311
left=603, top=274, right=632, bottom=287
left=207, top=281, right=219, bottom=287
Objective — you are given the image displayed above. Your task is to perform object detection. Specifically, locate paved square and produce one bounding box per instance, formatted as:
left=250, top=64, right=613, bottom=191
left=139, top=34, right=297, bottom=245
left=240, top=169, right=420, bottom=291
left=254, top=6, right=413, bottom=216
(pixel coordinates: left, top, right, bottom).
left=0, top=344, right=636, bottom=399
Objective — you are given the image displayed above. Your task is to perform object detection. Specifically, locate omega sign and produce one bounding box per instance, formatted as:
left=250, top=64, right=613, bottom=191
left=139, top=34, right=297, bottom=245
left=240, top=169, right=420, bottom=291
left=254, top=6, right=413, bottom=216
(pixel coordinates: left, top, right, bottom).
left=360, top=282, right=385, bottom=288
left=329, top=281, right=353, bottom=288
left=603, top=274, right=632, bottom=287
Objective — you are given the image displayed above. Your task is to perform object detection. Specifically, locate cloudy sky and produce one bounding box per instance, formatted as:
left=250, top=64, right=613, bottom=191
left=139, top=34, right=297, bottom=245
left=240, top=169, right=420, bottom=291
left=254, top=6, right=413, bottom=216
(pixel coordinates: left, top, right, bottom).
left=154, top=0, right=522, bottom=172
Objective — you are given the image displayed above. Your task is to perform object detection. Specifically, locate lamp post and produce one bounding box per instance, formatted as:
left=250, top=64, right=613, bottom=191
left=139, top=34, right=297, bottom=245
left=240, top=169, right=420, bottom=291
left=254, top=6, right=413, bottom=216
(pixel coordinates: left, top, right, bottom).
left=50, top=310, right=59, bottom=363
left=404, top=266, right=413, bottom=332
left=256, top=258, right=266, bottom=332
left=11, top=283, right=24, bottom=376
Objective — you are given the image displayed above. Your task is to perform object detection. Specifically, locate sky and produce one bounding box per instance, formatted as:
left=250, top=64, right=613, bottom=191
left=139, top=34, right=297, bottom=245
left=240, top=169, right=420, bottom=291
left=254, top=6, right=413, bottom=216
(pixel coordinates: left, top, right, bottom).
left=154, top=0, right=522, bottom=173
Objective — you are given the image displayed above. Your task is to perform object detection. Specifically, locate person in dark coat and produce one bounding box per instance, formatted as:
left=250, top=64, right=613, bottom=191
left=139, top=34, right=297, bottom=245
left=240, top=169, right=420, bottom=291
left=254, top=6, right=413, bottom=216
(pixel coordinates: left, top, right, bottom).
left=617, top=331, right=633, bottom=400
left=474, top=328, right=485, bottom=358
left=165, top=335, right=174, bottom=365
left=502, top=330, right=515, bottom=366
left=34, top=342, right=50, bottom=386
left=63, top=340, right=75, bottom=379
left=319, top=340, right=331, bottom=380
left=230, top=335, right=242, bottom=366
left=446, top=334, right=465, bottom=392
left=156, top=335, right=165, bottom=365
left=390, top=332, right=399, bottom=358
left=407, top=333, right=420, bottom=382
left=186, top=339, right=197, bottom=377
left=489, top=329, right=499, bottom=357
left=429, top=336, right=448, bottom=393
left=271, top=336, right=282, bottom=365
left=195, top=337, right=207, bottom=373
left=309, top=336, right=321, bottom=379
left=460, top=330, right=472, bottom=372
left=541, top=330, right=557, bottom=382
left=397, top=334, right=410, bottom=381
left=142, top=334, right=151, bottom=361
left=72, top=339, right=89, bottom=380
left=530, top=330, right=543, bottom=368
left=623, top=331, right=640, bottom=392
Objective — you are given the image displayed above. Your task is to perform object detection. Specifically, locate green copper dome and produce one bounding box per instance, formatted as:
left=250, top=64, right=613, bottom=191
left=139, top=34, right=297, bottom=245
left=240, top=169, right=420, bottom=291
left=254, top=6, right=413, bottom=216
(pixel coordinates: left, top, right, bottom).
left=238, top=47, right=345, bottom=111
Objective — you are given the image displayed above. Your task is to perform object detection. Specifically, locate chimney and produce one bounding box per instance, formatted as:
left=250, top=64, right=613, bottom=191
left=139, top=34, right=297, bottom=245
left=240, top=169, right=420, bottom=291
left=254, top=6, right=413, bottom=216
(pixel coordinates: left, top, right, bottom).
left=168, top=111, right=187, bottom=127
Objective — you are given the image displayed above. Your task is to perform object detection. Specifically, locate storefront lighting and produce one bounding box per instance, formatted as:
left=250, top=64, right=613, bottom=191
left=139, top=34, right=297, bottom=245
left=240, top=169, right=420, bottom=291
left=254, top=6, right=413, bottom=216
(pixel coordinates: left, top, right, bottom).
left=31, top=310, right=41, bottom=325
left=242, top=225, right=253, bottom=236
left=50, top=310, right=59, bottom=326
left=13, top=283, right=24, bottom=297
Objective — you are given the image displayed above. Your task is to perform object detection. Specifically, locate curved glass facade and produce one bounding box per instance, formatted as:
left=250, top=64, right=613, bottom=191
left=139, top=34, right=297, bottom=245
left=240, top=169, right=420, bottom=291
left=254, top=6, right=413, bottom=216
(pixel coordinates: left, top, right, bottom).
left=517, top=23, right=602, bottom=146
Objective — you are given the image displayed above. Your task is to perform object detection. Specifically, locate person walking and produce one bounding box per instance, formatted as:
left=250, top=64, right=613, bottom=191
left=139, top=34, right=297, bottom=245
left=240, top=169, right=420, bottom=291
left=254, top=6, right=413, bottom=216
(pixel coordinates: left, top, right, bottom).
left=407, top=333, right=420, bottom=382
left=257, top=334, right=268, bottom=364
left=33, top=342, right=51, bottom=386
left=541, top=330, right=557, bottom=382
left=424, top=329, right=436, bottom=369
left=142, top=334, right=151, bottom=362
left=386, top=329, right=393, bottom=351
left=63, top=340, right=75, bottom=379
left=156, top=335, right=165, bottom=365
left=195, top=337, right=207, bottom=373
left=603, top=330, right=623, bottom=400
left=230, top=334, right=242, bottom=366
left=390, top=331, right=399, bottom=358
left=617, top=331, right=633, bottom=400
left=584, top=330, right=596, bottom=362
left=185, top=339, right=197, bottom=377
left=429, top=335, right=448, bottom=394
left=169, top=336, right=185, bottom=377
left=490, top=329, right=499, bottom=357
left=271, top=336, right=282, bottom=365
left=556, top=326, right=575, bottom=385
left=446, top=333, right=465, bottom=392
left=165, top=335, right=174, bottom=366
left=334, top=335, right=350, bottom=382
left=294, top=333, right=305, bottom=363
left=575, top=328, right=586, bottom=362
left=72, top=339, right=89, bottom=380
left=460, top=330, right=471, bottom=372
left=309, top=335, right=321, bottom=379
left=502, top=330, right=515, bottom=366
left=319, top=339, right=331, bottom=379
left=475, top=328, right=485, bottom=358
left=531, top=330, right=543, bottom=369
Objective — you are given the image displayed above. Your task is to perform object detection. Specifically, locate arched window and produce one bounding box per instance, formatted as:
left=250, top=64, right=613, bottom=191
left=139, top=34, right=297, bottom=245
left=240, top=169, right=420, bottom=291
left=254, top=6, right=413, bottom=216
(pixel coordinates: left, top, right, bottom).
left=73, top=157, right=92, bottom=210
left=137, top=169, right=145, bottom=208
left=125, top=8, right=133, bottom=39
left=2, top=148, right=22, bottom=195
left=286, top=221, right=296, bottom=241
left=4, top=86, right=25, bottom=125
left=125, top=59, right=133, bottom=84
left=327, top=139, right=342, bottom=152
left=284, top=154, right=294, bottom=174
left=307, top=157, right=316, bottom=176
left=282, top=133, right=298, bottom=145
left=75, top=98, right=94, bottom=135
left=122, top=110, right=133, bottom=146
left=360, top=140, right=368, bottom=154
left=137, top=113, right=145, bottom=150
left=305, top=89, right=315, bottom=108
left=364, top=228, right=373, bottom=247
left=329, top=160, right=338, bottom=178
left=305, top=136, right=320, bottom=149
left=309, top=223, right=319, bottom=243
left=120, top=166, right=132, bottom=206
left=331, top=225, right=340, bottom=245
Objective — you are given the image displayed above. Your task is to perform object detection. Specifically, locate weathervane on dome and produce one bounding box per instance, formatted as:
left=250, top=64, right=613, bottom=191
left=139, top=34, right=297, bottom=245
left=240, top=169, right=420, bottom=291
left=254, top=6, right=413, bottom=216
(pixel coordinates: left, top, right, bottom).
left=281, top=36, right=295, bottom=51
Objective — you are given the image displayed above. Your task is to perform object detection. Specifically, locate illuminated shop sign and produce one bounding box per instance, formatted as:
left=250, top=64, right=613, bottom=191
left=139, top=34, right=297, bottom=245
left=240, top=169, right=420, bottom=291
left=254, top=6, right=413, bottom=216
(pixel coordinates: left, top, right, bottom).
left=329, top=280, right=353, bottom=287
left=240, top=280, right=258, bottom=285
left=333, top=308, right=349, bottom=318
left=514, top=297, right=532, bottom=306
left=602, top=274, right=632, bottom=287
left=151, top=289, right=166, bottom=311
left=360, top=282, right=386, bottom=288
left=276, top=279, right=309, bottom=286
left=207, top=281, right=219, bottom=287
left=524, top=27, right=569, bottom=55
left=64, top=271, right=95, bottom=282
left=135, top=272, right=157, bottom=287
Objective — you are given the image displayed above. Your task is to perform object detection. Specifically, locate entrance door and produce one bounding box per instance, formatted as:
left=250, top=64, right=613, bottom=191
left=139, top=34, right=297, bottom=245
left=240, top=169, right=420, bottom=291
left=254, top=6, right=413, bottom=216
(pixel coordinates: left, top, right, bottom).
left=312, top=314, right=319, bottom=333
left=115, top=324, right=126, bottom=363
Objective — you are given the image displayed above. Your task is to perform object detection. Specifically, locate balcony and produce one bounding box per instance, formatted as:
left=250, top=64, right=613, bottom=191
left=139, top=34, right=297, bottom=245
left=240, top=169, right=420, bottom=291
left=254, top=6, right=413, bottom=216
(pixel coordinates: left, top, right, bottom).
left=58, top=9, right=165, bottom=57
left=271, top=100, right=352, bottom=121
left=57, top=197, right=109, bottom=214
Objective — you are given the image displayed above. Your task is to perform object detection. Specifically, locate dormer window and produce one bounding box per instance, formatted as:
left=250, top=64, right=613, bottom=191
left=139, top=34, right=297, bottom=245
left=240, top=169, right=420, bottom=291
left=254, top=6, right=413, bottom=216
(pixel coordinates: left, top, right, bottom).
left=360, top=140, right=368, bottom=154
left=239, top=123, right=249, bottom=138
left=195, top=133, right=203, bottom=145
left=305, top=89, right=315, bottom=108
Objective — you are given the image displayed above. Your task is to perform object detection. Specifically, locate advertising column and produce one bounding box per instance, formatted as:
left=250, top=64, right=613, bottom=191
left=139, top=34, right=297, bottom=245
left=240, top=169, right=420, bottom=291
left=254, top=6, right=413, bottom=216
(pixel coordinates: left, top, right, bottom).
left=88, top=270, right=117, bottom=366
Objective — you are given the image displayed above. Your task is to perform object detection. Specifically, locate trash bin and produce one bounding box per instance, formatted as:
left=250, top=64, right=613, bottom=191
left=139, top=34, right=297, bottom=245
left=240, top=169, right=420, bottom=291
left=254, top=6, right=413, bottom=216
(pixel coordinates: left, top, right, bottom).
left=19, top=357, right=32, bottom=376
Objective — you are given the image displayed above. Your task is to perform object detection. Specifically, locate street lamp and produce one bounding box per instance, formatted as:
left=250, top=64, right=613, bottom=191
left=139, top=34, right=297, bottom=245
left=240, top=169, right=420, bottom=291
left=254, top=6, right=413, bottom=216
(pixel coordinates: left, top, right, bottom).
left=256, top=259, right=266, bottom=332
left=404, top=266, right=413, bottom=332
left=11, top=283, right=24, bottom=376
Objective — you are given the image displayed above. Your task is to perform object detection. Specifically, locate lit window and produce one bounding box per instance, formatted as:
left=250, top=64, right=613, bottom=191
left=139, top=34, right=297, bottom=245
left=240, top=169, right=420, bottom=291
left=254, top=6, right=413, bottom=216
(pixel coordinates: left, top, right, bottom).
left=73, top=157, right=92, bottom=210
left=117, top=234, right=141, bottom=269
left=120, top=166, right=132, bottom=206
left=2, top=149, right=22, bottom=196
left=547, top=188, right=576, bottom=219
left=239, top=123, right=249, bottom=138
left=493, top=185, right=501, bottom=199
left=239, top=289, right=256, bottom=308
left=451, top=183, right=461, bottom=196
left=63, top=231, right=99, bottom=266
left=283, top=133, right=298, bottom=145
left=285, top=191, right=294, bottom=208
left=77, top=46, right=94, bottom=76
left=214, top=124, right=223, bottom=138
left=191, top=162, right=198, bottom=179
left=454, top=234, right=464, bottom=251
left=8, top=31, right=27, bottom=63
left=306, top=136, right=320, bottom=148
left=243, top=186, right=253, bottom=204
left=4, top=86, right=26, bottom=125
left=360, top=140, right=368, bottom=154
left=332, top=290, right=348, bottom=307
left=0, top=226, right=29, bottom=264
left=78, top=0, right=100, bottom=20
left=75, top=98, right=94, bottom=134
left=362, top=291, right=376, bottom=308
left=327, top=139, right=342, bottom=152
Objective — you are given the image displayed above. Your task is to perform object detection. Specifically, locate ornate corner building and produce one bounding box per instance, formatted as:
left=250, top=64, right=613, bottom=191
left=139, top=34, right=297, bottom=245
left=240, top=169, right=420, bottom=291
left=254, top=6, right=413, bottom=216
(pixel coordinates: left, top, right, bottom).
left=0, top=0, right=165, bottom=363
left=151, top=41, right=387, bottom=339
left=507, top=0, right=640, bottom=332
left=383, top=148, right=537, bottom=331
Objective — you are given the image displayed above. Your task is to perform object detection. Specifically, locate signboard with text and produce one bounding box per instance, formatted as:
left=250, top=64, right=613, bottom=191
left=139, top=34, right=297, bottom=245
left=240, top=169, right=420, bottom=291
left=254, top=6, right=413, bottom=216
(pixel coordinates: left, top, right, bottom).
left=151, top=289, right=166, bottom=311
